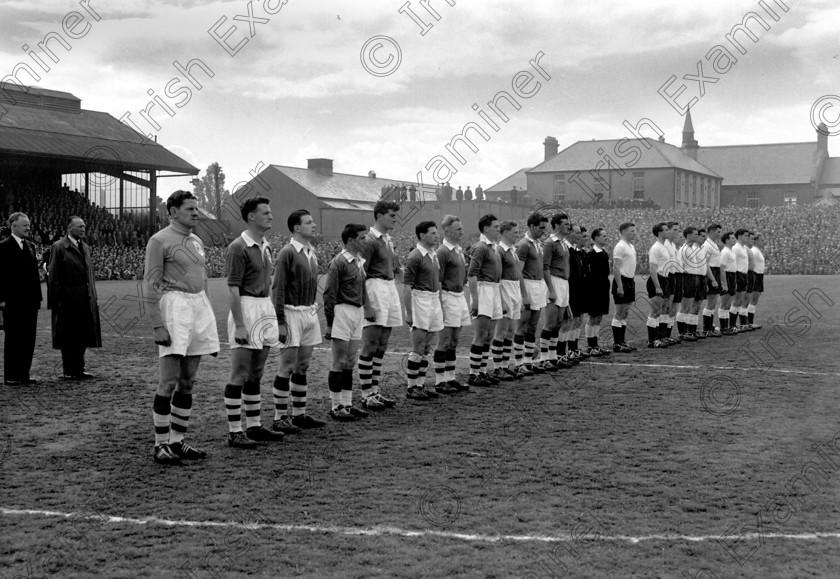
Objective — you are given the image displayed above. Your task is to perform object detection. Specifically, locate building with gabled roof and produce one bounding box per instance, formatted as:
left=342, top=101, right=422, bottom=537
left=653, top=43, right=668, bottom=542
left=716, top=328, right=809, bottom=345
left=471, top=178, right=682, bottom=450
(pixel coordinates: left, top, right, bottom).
left=523, top=130, right=722, bottom=208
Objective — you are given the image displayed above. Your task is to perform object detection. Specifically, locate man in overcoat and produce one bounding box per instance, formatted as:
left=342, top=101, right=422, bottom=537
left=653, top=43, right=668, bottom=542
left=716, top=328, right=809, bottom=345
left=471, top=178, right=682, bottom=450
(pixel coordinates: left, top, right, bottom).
left=0, top=212, right=42, bottom=385
left=48, top=216, right=101, bottom=379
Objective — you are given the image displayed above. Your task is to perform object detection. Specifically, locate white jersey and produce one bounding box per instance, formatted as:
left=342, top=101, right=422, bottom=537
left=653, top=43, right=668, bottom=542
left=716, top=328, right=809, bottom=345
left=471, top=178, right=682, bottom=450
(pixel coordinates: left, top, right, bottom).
left=733, top=242, right=749, bottom=273
left=649, top=240, right=670, bottom=274
left=703, top=238, right=721, bottom=268
left=681, top=243, right=707, bottom=275
left=751, top=246, right=765, bottom=274
left=663, top=239, right=679, bottom=274
left=613, top=239, right=636, bottom=278
left=720, top=246, right=736, bottom=273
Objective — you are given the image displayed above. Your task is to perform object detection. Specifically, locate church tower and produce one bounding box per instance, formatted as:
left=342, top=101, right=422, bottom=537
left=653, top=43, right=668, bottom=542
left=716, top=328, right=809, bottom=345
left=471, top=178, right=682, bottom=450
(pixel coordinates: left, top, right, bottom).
left=682, top=108, right=699, bottom=160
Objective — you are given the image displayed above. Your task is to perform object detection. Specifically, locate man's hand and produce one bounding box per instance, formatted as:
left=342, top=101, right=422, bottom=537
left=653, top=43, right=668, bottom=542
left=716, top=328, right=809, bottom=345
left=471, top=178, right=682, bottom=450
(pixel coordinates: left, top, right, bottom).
left=153, top=326, right=171, bottom=347
left=405, top=314, right=413, bottom=327
left=548, top=293, right=557, bottom=304
left=364, top=305, right=376, bottom=322
left=278, top=324, right=288, bottom=344
left=655, top=287, right=663, bottom=296
left=711, top=279, right=719, bottom=288
left=325, top=325, right=332, bottom=340
left=616, top=284, right=624, bottom=297
left=234, top=326, right=249, bottom=346
left=470, top=306, right=478, bottom=318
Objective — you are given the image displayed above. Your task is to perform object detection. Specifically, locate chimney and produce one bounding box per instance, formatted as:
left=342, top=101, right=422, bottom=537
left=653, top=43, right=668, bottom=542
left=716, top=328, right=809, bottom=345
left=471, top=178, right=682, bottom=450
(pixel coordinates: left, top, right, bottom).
left=658, top=135, right=665, bottom=143
left=308, top=158, right=333, bottom=177
left=817, top=122, right=829, bottom=155
left=368, top=170, right=377, bottom=178
left=543, top=136, right=559, bottom=161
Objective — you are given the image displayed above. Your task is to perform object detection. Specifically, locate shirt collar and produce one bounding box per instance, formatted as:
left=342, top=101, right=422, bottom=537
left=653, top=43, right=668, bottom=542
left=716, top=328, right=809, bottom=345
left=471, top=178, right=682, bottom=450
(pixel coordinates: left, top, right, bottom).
left=11, top=233, right=24, bottom=247
left=479, top=234, right=492, bottom=245
left=499, top=240, right=513, bottom=252
left=443, top=239, right=460, bottom=251
left=550, top=233, right=561, bottom=242
left=341, top=249, right=363, bottom=265
left=241, top=230, right=270, bottom=251
left=593, top=245, right=604, bottom=253
left=416, top=243, right=433, bottom=257
left=369, top=226, right=390, bottom=242
left=68, top=235, right=79, bottom=246
left=290, top=238, right=313, bottom=254
left=563, top=239, right=573, bottom=248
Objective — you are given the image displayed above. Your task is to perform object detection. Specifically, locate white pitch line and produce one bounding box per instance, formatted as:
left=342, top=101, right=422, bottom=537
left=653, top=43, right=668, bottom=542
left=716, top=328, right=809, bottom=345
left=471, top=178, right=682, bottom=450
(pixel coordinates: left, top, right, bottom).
left=3, top=508, right=840, bottom=544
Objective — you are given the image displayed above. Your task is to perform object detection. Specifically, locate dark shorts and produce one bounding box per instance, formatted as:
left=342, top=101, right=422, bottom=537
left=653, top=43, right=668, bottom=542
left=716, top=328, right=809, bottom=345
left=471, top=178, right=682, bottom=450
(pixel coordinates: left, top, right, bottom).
left=586, top=280, right=611, bottom=316
left=736, top=272, right=748, bottom=293
left=646, top=274, right=670, bottom=299
left=670, top=272, right=682, bottom=302
left=681, top=272, right=697, bottom=299
left=753, top=273, right=764, bottom=293
left=569, top=284, right=586, bottom=319
left=747, top=270, right=756, bottom=293
left=612, top=276, right=636, bottom=305
left=707, top=267, right=721, bottom=295
left=725, top=272, right=736, bottom=296
left=694, top=274, right=708, bottom=301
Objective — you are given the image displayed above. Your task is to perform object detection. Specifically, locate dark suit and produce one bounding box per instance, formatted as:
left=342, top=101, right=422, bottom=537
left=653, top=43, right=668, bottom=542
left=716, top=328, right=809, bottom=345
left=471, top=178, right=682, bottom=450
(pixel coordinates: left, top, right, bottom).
left=0, top=235, right=42, bottom=381
left=48, top=236, right=101, bottom=376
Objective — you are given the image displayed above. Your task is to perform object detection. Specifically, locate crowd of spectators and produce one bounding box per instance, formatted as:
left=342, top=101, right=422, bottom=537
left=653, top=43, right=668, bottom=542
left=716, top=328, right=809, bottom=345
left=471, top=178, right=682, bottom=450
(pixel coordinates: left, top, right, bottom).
left=2, top=184, right=838, bottom=279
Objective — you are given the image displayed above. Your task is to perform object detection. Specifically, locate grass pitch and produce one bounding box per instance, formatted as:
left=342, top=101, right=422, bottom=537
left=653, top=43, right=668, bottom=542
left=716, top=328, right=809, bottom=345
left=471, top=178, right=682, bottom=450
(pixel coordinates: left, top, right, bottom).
left=1, top=275, right=839, bottom=578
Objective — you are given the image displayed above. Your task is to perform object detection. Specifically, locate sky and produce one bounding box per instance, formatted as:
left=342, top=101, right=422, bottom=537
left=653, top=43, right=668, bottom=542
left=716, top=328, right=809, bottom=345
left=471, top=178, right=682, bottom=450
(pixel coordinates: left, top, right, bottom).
left=1, top=0, right=838, bottom=196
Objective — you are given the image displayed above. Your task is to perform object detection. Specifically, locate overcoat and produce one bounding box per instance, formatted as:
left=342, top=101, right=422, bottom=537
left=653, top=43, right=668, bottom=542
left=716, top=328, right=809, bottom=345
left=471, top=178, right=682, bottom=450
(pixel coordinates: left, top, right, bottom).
left=47, top=236, right=102, bottom=349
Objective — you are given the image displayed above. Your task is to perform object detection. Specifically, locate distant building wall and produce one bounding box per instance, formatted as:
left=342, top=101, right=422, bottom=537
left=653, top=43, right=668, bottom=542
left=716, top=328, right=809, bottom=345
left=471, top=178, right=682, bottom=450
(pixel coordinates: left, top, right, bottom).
left=720, top=184, right=818, bottom=207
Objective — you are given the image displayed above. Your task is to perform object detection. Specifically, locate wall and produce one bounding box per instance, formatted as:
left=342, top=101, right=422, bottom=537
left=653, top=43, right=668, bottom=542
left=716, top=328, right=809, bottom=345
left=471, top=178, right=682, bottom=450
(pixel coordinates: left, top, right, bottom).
left=527, top=168, right=682, bottom=208
left=720, top=183, right=818, bottom=207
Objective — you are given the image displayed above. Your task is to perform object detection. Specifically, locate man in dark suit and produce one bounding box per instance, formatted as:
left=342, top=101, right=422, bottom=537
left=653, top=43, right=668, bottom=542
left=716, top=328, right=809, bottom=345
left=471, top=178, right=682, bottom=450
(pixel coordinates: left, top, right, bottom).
left=48, top=216, right=101, bottom=379
left=0, top=212, right=42, bottom=385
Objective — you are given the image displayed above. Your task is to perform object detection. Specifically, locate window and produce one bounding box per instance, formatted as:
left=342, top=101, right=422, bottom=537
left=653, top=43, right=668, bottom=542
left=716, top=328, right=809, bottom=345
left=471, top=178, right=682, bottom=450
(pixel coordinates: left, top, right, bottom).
left=632, top=171, right=644, bottom=199
left=689, top=175, right=695, bottom=206
left=747, top=192, right=760, bottom=208
left=784, top=194, right=797, bottom=207
left=553, top=174, right=566, bottom=204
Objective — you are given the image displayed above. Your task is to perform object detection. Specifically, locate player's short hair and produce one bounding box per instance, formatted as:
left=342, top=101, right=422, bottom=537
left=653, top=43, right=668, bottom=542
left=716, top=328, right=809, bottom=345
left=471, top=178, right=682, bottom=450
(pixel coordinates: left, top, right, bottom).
left=706, top=223, right=721, bottom=232
left=526, top=212, right=548, bottom=227
left=591, top=227, right=604, bottom=240
left=652, top=222, right=667, bottom=237
left=683, top=226, right=697, bottom=238
left=441, top=214, right=461, bottom=230
left=478, top=214, right=497, bottom=233
left=67, top=215, right=83, bottom=228
left=722, top=232, right=734, bottom=243
left=499, top=220, right=517, bottom=234
left=570, top=223, right=581, bottom=233
left=415, top=220, right=436, bottom=238
left=735, top=228, right=749, bottom=238
left=619, top=222, right=635, bottom=233
left=579, top=225, right=587, bottom=234
left=240, top=196, right=271, bottom=222
left=752, top=232, right=762, bottom=240
left=166, top=190, right=197, bottom=212
left=8, top=212, right=27, bottom=226
left=287, top=209, right=311, bottom=233
left=550, top=213, right=569, bottom=228
left=341, top=223, right=367, bottom=245
left=374, top=200, right=400, bottom=221
left=667, top=221, right=680, bottom=229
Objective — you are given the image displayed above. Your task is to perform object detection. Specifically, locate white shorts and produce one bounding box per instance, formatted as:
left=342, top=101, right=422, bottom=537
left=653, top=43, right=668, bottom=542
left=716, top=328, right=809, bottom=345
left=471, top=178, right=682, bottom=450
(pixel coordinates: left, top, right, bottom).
left=411, top=290, right=444, bottom=332
left=331, top=303, right=364, bottom=341
left=283, top=305, right=322, bottom=348
left=524, top=278, right=548, bottom=310
left=475, top=281, right=503, bottom=320
left=551, top=276, right=570, bottom=308
left=227, top=296, right=279, bottom=350
left=499, top=279, right=522, bottom=320
left=158, top=290, right=220, bottom=358
left=441, top=290, right=471, bottom=328
left=364, top=278, right=403, bottom=328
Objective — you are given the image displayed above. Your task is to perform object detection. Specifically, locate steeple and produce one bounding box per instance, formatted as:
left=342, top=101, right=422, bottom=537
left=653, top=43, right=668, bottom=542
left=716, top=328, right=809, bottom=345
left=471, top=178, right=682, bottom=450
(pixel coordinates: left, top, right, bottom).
left=682, top=108, right=698, bottom=159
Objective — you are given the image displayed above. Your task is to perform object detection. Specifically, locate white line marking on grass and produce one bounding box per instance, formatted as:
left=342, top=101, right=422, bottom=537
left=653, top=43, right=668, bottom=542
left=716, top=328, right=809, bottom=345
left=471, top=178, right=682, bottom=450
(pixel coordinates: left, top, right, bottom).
left=3, top=507, right=840, bottom=544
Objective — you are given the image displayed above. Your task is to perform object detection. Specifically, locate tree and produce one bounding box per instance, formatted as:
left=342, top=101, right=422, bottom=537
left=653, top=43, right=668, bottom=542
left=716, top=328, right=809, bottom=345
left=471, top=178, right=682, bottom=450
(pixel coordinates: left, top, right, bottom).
left=193, top=162, right=230, bottom=217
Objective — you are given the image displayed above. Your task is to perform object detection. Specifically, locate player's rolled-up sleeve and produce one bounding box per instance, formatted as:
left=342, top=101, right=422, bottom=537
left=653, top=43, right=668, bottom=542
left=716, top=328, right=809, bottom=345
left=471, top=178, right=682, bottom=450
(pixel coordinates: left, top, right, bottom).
left=226, top=244, right=246, bottom=287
